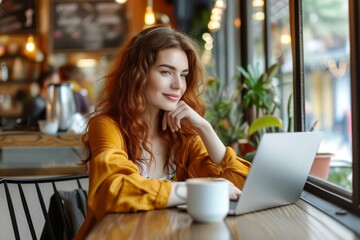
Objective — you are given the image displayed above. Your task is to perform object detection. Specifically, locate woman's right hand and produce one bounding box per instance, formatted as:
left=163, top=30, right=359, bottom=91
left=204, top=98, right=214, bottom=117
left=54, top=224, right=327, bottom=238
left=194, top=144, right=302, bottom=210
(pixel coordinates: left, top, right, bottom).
left=223, top=179, right=242, bottom=200
left=167, top=182, right=187, bottom=207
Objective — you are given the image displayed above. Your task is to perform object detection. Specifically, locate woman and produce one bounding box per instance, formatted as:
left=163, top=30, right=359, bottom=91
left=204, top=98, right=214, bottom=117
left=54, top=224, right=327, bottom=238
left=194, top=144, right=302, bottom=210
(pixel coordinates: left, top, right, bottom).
left=75, top=25, right=251, bottom=239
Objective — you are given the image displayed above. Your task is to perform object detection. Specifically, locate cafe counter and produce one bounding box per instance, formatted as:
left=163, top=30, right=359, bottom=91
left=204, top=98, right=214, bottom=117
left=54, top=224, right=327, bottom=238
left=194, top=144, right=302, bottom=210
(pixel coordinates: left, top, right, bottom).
left=0, top=131, right=86, bottom=176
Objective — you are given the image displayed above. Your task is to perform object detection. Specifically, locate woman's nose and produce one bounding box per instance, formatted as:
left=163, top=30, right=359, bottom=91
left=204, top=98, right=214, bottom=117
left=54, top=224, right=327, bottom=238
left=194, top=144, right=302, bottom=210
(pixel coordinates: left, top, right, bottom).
left=171, top=75, right=182, bottom=89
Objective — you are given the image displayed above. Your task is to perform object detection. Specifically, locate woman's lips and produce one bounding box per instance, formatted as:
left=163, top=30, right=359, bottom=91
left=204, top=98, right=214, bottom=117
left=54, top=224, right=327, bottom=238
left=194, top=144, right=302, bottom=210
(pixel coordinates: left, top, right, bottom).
left=163, top=93, right=180, bottom=101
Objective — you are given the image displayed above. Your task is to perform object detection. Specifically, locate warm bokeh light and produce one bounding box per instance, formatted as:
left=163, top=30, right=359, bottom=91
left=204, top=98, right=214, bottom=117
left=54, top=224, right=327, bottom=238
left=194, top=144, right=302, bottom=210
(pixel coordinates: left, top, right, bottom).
left=212, top=8, right=223, bottom=15
left=208, top=21, right=220, bottom=31
left=204, top=42, right=213, bottom=51
left=115, top=0, right=128, bottom=4
left=201, top=32, right=214, bottom=65
left=234, top=17, right=241, bottom=28
left=280, top=33, right=291, bottom=45
left=202, top=32, right=213, bottom=42
left=253, top=11, right=264, bottom=21
left=252, top=0, right=264, bottom=7
left=76, top=59, right=98, bottom=68
left=211, top=14, right=222, bottom=22
left=25, top=35, right=35, bottom=52
left=144, top=6, right=155, bottom=25
left=215, top=0, right=226, bottom=9
left=208, top=0, right=226, bottom=32
left=144, top=0, right=155, bottom=25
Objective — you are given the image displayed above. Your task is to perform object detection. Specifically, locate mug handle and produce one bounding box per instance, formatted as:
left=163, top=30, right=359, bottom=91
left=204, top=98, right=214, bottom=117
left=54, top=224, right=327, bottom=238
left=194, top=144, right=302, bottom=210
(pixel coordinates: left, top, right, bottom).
left=174, top=182, right=187, bottom=201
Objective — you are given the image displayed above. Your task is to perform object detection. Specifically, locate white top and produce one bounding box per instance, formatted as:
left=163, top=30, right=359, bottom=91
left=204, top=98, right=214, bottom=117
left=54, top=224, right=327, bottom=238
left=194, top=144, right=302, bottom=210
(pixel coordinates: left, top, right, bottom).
left=136, top=159, right=176, bottom=181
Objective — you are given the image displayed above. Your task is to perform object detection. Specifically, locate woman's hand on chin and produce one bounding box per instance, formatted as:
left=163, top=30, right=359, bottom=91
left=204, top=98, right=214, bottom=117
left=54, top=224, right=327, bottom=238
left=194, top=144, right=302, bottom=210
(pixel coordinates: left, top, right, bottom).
left=162, top=100, right=206, bottom=133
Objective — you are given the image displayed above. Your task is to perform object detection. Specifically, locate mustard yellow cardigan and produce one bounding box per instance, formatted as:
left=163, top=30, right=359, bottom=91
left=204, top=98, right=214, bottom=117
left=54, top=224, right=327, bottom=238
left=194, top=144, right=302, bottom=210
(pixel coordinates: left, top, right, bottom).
left=75, top=114, right=251, bottom=239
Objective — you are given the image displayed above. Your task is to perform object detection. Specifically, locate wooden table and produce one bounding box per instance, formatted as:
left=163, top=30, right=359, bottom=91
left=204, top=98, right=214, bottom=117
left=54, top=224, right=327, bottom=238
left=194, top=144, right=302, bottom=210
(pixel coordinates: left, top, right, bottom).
left=86, top=200, right=359, bottom=240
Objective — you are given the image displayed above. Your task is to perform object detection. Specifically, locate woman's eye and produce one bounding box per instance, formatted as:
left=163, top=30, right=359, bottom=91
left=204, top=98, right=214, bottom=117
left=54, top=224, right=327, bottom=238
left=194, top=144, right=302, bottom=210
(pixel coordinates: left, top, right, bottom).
left=180, top=74, right=187, bottom=79
left=161, top=71, right=171, bottom=76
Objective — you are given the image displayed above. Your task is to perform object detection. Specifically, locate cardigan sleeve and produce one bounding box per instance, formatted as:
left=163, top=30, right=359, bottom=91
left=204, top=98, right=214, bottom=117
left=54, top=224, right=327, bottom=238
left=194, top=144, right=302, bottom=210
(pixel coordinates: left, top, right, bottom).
left=176, top=135, right=251, bottom=190
left=86, top=115, right=172, bottom=220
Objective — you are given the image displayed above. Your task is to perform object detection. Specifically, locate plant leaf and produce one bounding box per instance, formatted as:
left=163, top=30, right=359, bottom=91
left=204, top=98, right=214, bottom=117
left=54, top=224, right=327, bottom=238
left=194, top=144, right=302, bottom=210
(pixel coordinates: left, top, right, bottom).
left=266, top=63, right=280, bottom=80
left=248, top=115, right=283, bottom=136
left=247, top=64, right=256, bottom=79
left=238, top=66, right=251, bottom=80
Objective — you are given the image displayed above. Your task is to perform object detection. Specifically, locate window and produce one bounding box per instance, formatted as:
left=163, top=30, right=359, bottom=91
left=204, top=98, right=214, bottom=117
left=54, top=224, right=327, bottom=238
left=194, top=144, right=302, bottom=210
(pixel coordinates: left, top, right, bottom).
left=268, top=0, right=293, bottom=130
left=290, top=0, right=360, bottom=220
left=302, top=0, right=352, bottom=191
left=249, top=0, right=265, bottom=70
left=211, top=0, right=359, bottom=220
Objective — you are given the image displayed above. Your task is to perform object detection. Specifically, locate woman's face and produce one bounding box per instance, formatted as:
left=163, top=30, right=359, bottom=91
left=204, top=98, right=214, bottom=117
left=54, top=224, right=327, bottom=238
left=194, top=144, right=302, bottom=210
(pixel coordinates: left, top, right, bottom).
left=145, top=48, right=189, bottom=112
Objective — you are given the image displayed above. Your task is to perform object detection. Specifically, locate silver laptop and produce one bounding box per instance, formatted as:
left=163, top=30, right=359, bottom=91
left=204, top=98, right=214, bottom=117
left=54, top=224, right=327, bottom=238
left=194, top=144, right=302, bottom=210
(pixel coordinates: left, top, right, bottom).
left=229, top=131, right=322, bottom=215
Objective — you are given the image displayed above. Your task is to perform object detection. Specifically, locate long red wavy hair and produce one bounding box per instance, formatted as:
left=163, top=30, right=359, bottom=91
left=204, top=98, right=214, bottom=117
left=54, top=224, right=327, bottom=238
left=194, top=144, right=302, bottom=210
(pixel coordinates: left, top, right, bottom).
left=82, top=25, right=207, bottom=173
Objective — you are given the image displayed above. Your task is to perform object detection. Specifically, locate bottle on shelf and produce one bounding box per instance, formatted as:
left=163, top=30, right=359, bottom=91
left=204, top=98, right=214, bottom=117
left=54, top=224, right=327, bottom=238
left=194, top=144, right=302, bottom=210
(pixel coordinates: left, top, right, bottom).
left=0, top=61, right=8, bottom=81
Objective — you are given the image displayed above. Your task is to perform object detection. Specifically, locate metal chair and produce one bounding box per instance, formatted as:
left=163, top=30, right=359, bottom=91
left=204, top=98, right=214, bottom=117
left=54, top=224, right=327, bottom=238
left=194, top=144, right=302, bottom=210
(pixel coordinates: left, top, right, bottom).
left=0, top=174, right=88, bottom=240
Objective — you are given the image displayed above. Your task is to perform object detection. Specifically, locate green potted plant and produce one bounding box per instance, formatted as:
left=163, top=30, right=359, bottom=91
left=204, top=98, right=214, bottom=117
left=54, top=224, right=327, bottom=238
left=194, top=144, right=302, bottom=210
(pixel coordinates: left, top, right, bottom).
left=204, top=63, right=285, bottom=159
left=236, top=63, right=283, bottom=150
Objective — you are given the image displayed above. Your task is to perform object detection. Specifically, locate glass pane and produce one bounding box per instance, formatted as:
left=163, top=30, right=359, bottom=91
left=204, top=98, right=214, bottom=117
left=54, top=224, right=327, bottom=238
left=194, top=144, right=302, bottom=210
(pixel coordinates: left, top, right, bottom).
left=269, top=0, right=293, bottom=131
left=251, top=0, right=265, bottom=70
left=302, top=0, right=352, bottom=191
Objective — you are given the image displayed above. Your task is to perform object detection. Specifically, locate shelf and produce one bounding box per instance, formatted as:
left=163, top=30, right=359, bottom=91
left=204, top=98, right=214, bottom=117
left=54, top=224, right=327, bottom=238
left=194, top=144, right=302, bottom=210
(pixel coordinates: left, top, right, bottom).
left=0, top=54, right=27, bottom=59
left=0, top=54, right=39, bottom=63
left=0, top=80, right=36, bottom=84
left=0, top=54, right=40, bottom=82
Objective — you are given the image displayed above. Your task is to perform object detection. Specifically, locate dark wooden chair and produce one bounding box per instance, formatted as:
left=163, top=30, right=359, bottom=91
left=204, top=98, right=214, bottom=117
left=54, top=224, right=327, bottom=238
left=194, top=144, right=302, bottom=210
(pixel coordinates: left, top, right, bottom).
left=0, top=174, right=88, bottom=240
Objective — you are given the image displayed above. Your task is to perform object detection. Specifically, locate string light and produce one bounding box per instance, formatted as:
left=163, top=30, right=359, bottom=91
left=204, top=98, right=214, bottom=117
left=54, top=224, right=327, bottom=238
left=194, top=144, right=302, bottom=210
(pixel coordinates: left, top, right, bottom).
left=208, top=0, right=226, bottom=32
left=201, top=33, right=214, bottom=65
left=253, top=12, right=265, bottom=21
left=252, top=0, right=264, bottom=7
left=252, top=0, right=264, bottom=21
left=214, top=0, right=226, bottom=9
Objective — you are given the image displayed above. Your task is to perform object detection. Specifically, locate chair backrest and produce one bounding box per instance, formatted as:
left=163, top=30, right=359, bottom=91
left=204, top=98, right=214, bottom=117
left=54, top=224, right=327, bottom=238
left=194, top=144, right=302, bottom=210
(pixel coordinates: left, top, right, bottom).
left=0, top=174, right=88, bottom=240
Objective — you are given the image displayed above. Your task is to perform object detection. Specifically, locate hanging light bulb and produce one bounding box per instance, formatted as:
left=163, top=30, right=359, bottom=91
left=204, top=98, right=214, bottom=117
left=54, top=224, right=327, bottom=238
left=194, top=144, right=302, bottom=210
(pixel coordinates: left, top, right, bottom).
left=144, top=0, right=155, bottom=25
left=25, top=35, right=35, bottom=52
left=115, top=0, right=128, bottom=4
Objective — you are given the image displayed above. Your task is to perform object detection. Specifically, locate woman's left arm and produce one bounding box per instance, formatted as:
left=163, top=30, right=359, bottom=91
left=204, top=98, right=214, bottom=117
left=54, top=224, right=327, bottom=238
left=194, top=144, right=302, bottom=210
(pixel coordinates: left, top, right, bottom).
left=162, top=100, right=226, bottom=165
left=192, top=120, right=226, bottom=165
left=163, top=100, right=251, bottom=189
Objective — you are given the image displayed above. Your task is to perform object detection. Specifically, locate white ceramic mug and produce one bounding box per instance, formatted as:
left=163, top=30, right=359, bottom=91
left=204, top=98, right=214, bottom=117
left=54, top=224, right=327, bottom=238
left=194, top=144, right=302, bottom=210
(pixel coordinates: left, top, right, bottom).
left=176, top=178, right=229, bottom=223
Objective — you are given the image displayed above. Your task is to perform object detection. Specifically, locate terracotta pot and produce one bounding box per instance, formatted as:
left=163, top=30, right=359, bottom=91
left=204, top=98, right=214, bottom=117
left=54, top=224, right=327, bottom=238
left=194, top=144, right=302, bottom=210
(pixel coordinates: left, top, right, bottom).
left=309, top=153, right=333, bottom=180
left=230, top=139, right=255, bottom=158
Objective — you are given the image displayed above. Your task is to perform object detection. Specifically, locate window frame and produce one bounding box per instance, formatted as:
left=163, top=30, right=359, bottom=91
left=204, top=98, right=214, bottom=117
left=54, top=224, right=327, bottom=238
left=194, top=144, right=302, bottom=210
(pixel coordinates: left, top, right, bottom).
left=289, top=0, right=360, bottom=216
left=348, top=0, right=360, bottom=211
